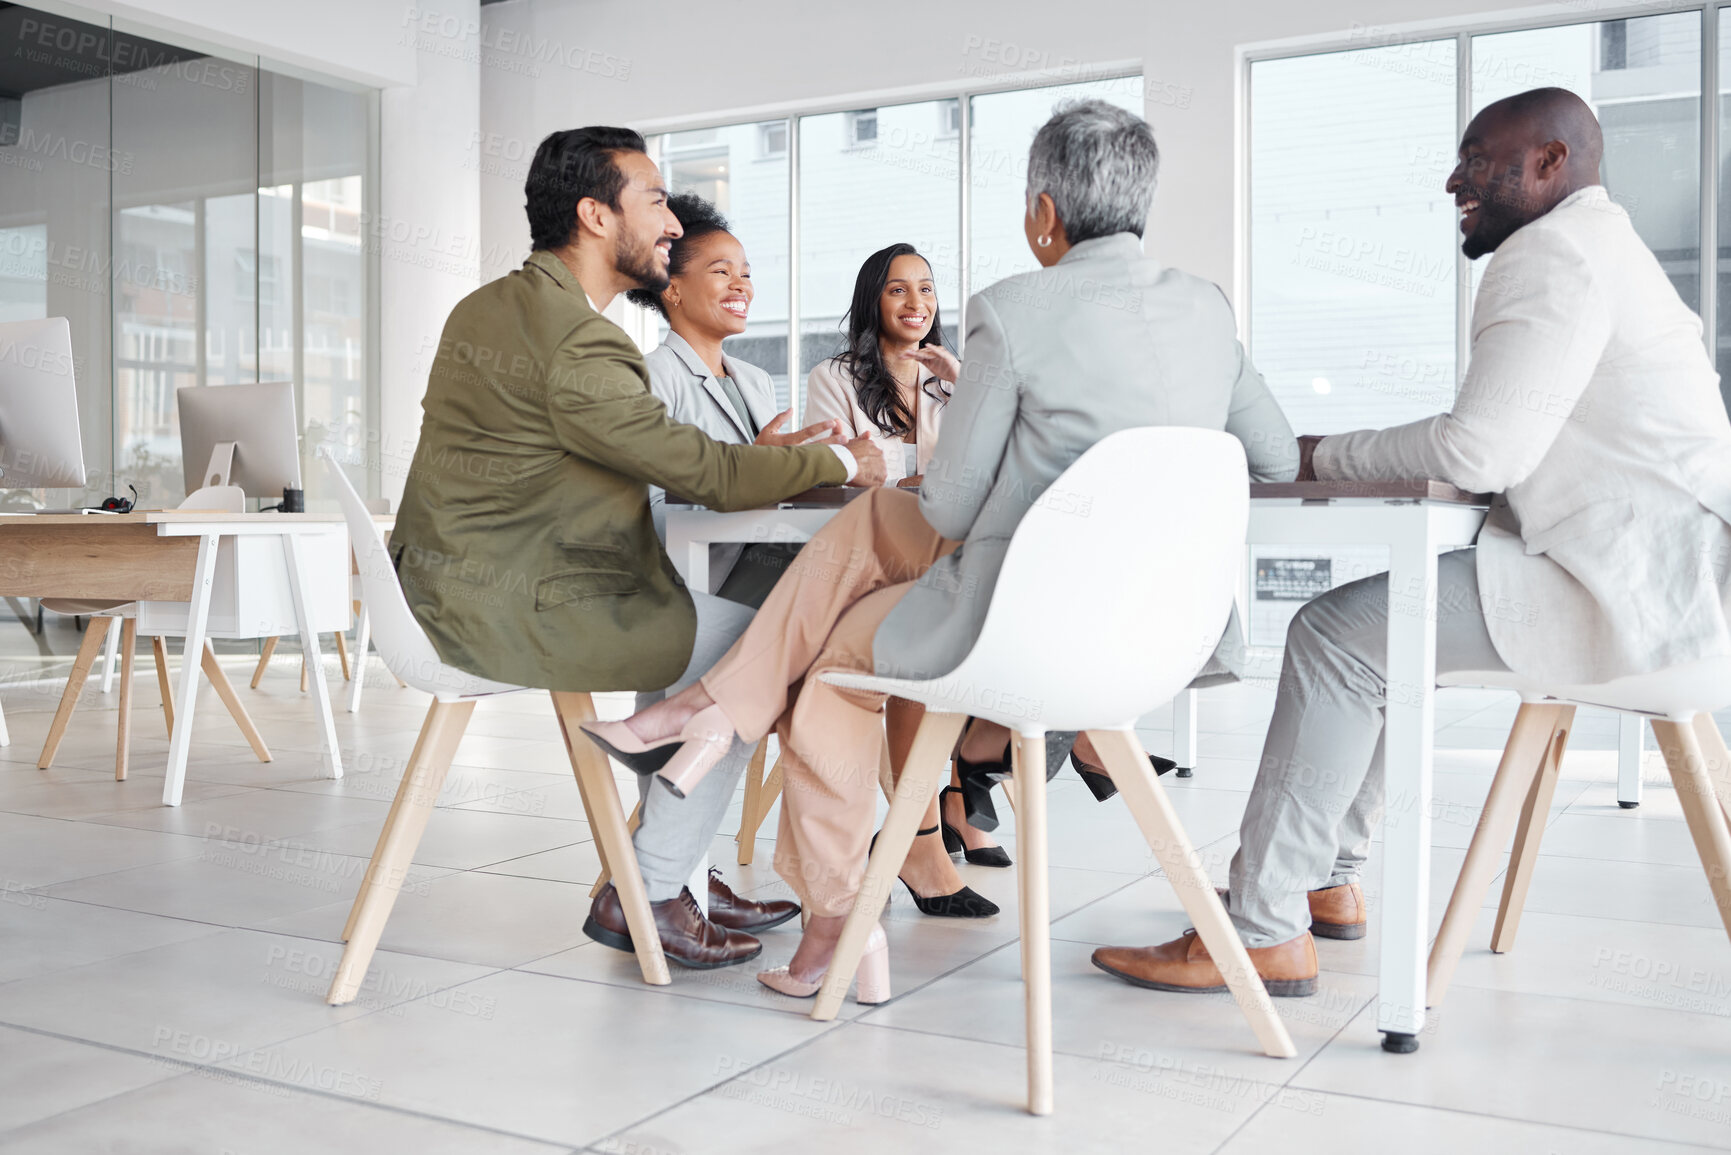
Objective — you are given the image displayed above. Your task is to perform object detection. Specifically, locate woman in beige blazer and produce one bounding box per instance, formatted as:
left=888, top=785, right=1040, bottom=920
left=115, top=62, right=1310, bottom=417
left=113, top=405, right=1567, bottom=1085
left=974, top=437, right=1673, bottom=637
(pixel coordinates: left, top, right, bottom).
left=804, top=244, right=954, bottom=488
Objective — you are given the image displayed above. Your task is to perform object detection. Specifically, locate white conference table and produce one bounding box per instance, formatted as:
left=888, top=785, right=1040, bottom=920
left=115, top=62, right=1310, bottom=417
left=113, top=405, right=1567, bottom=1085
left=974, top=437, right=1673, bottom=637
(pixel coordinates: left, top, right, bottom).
left=0, top=511, right=349, bottom=805
left=666, top=479, right=1490, bottom=1052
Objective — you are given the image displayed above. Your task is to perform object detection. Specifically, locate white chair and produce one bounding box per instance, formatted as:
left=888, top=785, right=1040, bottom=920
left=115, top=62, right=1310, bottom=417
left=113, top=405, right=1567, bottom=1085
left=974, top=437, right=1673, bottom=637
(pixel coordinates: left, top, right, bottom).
left=1427, top=659, right=1731, bottom=1009
left=810, top=427, right=1296, bottom=1117
left=318, top=448, right=671, bottom=1003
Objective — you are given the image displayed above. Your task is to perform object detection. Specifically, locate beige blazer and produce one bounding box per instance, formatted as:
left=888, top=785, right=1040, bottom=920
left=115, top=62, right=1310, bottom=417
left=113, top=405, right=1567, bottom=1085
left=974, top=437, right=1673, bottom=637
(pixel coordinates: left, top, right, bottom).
left=804, top=356, right=949, bottom=485
left=872, top=232, right=1299, bottom=681
left=1316, top=185, right=1731, bottom=685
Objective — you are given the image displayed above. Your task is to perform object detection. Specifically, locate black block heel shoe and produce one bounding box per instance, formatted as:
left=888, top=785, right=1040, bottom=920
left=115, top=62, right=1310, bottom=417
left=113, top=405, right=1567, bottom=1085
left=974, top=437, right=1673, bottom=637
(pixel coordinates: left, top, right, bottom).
left=939, top=786, right=1012, bottom=868
left=871, top=825, right=1000, bottom=918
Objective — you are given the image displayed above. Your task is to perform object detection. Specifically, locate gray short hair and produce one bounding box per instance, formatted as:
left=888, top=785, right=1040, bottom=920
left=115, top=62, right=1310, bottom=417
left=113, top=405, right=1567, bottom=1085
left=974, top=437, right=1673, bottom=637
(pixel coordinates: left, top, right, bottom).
left=1026, top=99, right=1159, bottom=244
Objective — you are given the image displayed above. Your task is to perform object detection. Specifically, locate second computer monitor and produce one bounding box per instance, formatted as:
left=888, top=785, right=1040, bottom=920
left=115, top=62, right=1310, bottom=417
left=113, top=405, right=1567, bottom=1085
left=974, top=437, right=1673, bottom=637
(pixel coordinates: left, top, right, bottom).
left=177, top=381, right=302, bottom=499
left=0, top=316, right=86, bottom=490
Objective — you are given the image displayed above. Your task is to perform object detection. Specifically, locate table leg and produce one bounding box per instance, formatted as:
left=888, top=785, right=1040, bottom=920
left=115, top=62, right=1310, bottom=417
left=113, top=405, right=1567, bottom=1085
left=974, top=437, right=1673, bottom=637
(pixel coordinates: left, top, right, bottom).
left=347, top=602, right=371, bottom=714
left=162, top=534, right=220, bottom=807
left=1172, top=688, right=1197, bottom=777
left=1618, top=713, right=1644, bottom=809
left=1377, top=510, right=1441, bottom=1052
left=282, top=534, right=344, bottom=780
left=687, top=541, right=710, bottom=597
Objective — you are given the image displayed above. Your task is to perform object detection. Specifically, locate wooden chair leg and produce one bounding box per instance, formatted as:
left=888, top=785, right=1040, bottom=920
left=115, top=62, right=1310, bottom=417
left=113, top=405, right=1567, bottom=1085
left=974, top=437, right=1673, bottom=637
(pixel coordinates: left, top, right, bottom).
left=1425, top=703, right=1565, bottom=1004
left=813, top=711, right=968, bottom=1022
left=735, top=739, right=771, bottom=866
left=300, top=655, right=309, bottom=693
left=332, top=630, right=351, bottom=682
left=1653, top=718, right=1731, bottom=945
left=327, top=698, right=473, bottom=1004
left=1490, top=706, right=1574, bottom=953
left=250, top=636, right=278, bottom=690
left=550, top=691, right=670, bottom=986
left=200, top=644, right=273, bottom=763
left=115, top=619, right=137, bottom=781
left=343, top=707, right=437, bottom=942
left=1088, top=727, right=1297, bottom=1060
left=1692, top=714, right=1731, bottom=812
left=589, top=801, right=642, bottom=897
left=152, top=636, right=174, bottom=732
left=1015, top=732, right=1054, bottom=1116
left=37, top=615, right=111, bottom=769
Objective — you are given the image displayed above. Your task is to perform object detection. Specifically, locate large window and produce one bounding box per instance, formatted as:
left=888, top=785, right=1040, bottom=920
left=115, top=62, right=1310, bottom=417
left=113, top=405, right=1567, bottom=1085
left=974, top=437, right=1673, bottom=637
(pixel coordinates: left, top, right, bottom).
left=645, top=75, right=1145, bottom=418
left=0, top=3, right=377, bottom=509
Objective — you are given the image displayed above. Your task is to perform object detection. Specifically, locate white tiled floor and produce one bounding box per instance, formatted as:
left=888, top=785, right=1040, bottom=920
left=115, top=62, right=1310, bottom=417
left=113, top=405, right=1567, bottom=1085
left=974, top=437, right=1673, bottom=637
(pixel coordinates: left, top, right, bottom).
left=2, top=635, right=1731, bottom=1153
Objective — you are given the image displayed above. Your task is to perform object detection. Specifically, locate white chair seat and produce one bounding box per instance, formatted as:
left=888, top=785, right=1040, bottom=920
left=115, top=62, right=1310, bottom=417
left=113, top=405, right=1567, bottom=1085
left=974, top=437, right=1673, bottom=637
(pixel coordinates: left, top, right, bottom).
left=317, top=447, right=672, bottom=1002
left=1438, top=656, right=1731, bottom=720
left=810, top=427, right=1296, bottom=1117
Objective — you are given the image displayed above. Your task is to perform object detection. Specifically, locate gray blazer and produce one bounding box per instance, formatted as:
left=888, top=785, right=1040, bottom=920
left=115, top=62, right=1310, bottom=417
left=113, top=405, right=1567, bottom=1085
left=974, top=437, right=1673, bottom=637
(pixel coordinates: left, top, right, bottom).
left=873, top=232, right=1299, bottom=681
left=643, top=331, right=782, bottom=581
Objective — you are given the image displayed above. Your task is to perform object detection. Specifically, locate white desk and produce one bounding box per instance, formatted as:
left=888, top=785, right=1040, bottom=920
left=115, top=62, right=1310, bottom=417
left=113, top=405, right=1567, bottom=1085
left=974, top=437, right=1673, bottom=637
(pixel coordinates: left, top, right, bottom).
left=0, top=512, right=350, bottom=805
left=667, top=479, right=1490, bottom=1053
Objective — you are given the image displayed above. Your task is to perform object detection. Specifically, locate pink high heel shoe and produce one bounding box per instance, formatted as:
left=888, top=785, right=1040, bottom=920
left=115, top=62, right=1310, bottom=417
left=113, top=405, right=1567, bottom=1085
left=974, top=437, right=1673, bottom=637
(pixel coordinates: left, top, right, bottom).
left=580, top=701, right=738, bottom=790
left=654, top=703, right=737, bottom=799
left=757, top=924, right=890, bottom=1005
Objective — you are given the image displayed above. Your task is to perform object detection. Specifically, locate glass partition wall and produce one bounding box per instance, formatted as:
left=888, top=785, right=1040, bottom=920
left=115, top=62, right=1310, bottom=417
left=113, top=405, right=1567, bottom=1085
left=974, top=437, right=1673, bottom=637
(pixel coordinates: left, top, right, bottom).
left=0, top=2, right=377, bottom=510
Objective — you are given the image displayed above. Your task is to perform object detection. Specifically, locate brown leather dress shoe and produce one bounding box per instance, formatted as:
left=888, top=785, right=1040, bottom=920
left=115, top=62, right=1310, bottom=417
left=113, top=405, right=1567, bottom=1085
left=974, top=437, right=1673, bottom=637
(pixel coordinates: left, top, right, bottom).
left=706, top=868, right=800, bottom=933
left=1214, top=882, right=1369, bottom=941
left=1306, top=882, right=1367, bottom=940
left=584, top=884, right=763, bottom=969
left=1091, top=929, right=1317, bottom=996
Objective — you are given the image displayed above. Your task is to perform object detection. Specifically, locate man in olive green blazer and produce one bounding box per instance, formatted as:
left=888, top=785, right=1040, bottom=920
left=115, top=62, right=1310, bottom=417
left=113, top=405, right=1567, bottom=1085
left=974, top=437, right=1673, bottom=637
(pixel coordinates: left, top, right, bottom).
left=392, top=126, right=882, bottom=968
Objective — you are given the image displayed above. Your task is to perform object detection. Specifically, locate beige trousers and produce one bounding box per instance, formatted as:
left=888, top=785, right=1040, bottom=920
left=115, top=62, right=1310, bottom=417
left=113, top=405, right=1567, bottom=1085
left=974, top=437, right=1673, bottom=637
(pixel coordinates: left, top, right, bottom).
left=700, top=488, right=956, bottom=916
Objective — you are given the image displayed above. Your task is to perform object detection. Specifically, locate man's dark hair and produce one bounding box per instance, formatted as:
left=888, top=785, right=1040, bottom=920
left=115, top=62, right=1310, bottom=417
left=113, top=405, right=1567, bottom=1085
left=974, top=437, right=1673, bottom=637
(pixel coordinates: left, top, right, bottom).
left=525, top=126, right=647, bottom=252
left=624, top=193, right=732, bottom=319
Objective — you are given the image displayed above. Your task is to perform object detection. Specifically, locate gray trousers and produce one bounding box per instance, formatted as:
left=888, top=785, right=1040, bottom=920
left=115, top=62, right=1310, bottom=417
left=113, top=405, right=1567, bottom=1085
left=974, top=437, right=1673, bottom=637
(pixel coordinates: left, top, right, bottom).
left=630, top=592, right=758, bottom=901
left=1228, top=550, right=1508, bottom=948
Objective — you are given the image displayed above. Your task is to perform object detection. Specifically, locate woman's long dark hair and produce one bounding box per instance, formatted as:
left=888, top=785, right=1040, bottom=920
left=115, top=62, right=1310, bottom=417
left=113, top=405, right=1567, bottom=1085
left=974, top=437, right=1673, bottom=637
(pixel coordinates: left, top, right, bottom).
left=834, top=243, right=947, bottom=437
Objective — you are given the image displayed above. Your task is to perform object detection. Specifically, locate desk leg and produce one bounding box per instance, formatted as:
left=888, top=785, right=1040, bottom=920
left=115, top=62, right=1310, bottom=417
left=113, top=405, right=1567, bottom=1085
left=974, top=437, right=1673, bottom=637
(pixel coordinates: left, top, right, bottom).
left=0, top=697, right=9, bottom=747
left=1378, top=512, right=1440, bottom=1052
left=283, top=535, right=344, bottom=780
left=1172, top=689, right=1197, bottom=777
left=162, top=534, right=220, bottom=807
left=1618, top=713, right=1644, bottom=809
left=347, top=602, right=370, bottom=715
left=687, top=542, right=710, bottom=597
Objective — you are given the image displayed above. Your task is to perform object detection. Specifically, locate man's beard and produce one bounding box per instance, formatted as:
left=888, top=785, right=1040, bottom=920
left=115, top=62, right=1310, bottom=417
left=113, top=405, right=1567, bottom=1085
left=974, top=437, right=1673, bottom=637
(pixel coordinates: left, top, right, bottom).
left=1461, top=178, right=1531, bottom=260
left=617, top=231, right=669, bottom=292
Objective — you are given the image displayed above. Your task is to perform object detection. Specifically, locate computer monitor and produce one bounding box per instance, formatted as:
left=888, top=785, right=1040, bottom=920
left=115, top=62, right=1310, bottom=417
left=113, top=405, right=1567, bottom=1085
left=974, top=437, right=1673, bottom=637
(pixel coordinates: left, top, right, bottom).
left=0, top=316, right=86, bottom=490
left=177, top=381, right=302, bottom=498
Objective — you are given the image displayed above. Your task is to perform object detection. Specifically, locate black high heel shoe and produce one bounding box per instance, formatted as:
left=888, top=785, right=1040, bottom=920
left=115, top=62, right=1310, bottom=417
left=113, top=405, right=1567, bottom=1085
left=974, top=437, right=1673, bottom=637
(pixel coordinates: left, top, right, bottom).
left=939, top=786, right=1012, bottom=868
left=1069, top=749, right=1177, bottom=801
left=870, top=826, right=999, bottom=918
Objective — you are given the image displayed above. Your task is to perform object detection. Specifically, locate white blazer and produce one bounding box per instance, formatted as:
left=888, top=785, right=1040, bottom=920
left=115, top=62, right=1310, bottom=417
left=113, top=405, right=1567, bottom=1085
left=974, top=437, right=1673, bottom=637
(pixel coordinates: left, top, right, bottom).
left=803, top=356, right=949, bottom=485
left=643, top=330, right=782, bottom=578
left=1316, top=185, right=1731, bottom=685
